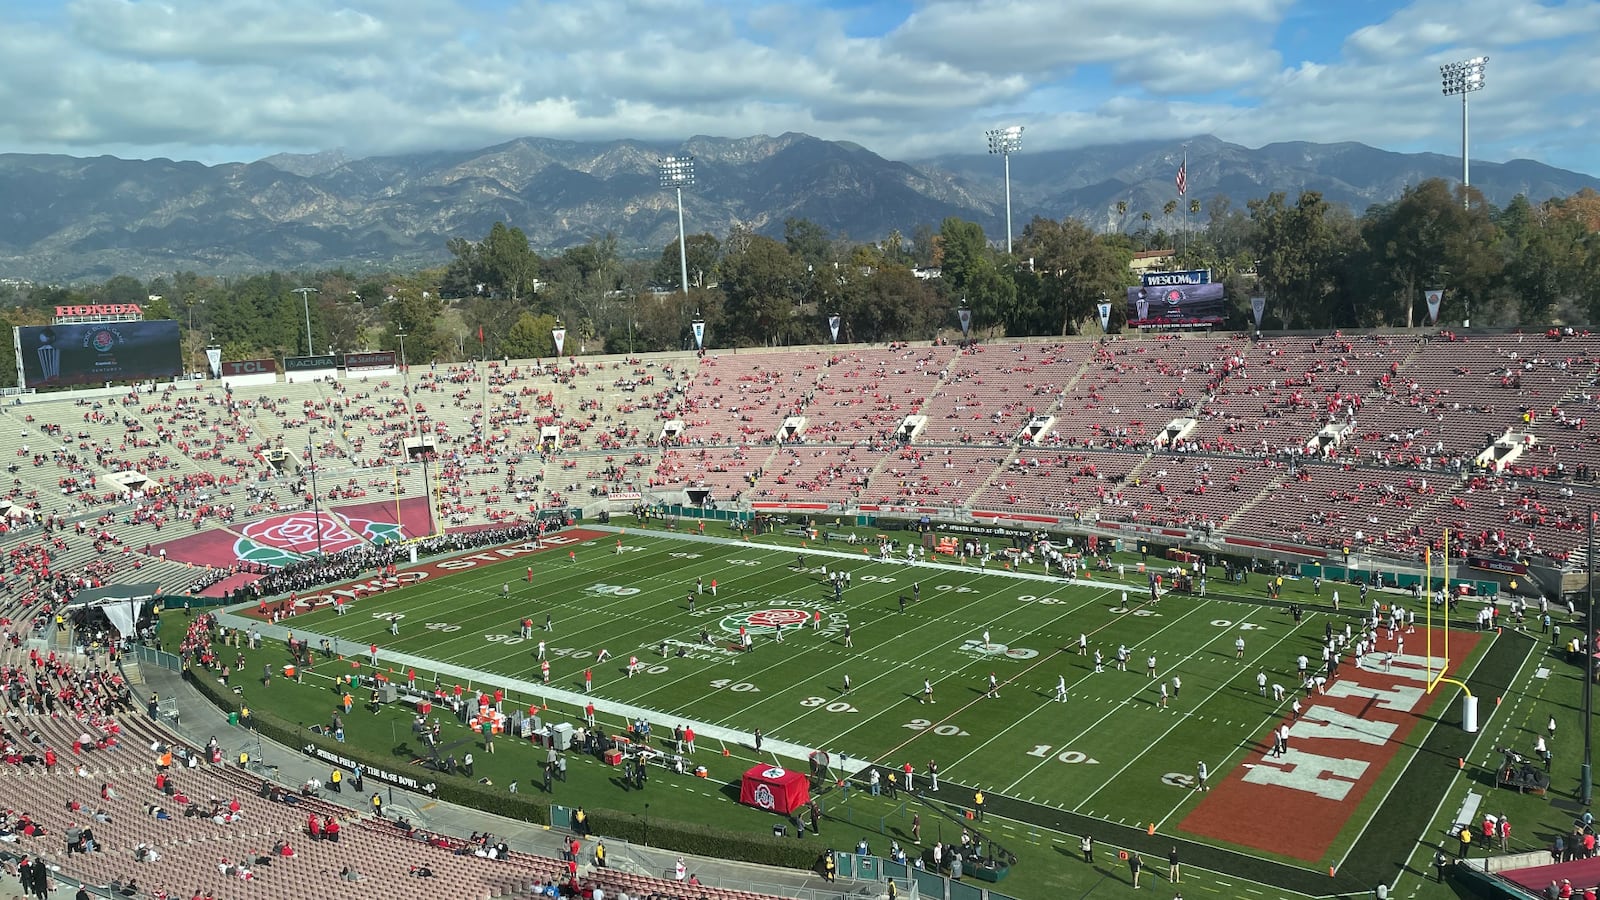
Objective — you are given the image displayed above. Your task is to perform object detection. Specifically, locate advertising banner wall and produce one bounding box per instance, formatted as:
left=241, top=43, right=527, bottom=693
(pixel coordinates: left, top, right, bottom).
left=221, top=358, right=278, bottom=387
left=15, top=321, right=181, bottom=388
left=344, top=351, right=396, bottom=373
left=284, top=354, right=339, bottom=383
left=1127, top=283, right=1226, bottom=327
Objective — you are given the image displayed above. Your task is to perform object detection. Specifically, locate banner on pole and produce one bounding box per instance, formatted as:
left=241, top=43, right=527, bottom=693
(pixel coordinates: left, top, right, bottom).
left=1097, top=302, right=1112, bottom=332
left=1425, top=289, right=1443, bottom=324
left=205, top=346, right=222, bottom=379
left=958, top=307, right=972, bottom=337
left=552, top=327, right=566, bottom=357
left=1251, top=296, right=1266, bottom=329
left=828, top=315, right=841, bottom=343
left=692, top=320, right=705, bottom=351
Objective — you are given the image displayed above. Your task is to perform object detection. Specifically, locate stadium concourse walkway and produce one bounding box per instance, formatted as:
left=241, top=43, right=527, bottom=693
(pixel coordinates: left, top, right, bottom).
left=136, top=662, right=879, bottom=900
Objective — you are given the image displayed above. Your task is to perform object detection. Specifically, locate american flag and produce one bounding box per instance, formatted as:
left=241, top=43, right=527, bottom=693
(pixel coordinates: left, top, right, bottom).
left=1175, top=159, right=1187, bottom=197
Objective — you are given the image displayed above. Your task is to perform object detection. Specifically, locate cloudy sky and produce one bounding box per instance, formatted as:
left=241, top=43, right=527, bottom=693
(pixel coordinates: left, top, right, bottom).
left=2, top=0, right=1597, bottom=174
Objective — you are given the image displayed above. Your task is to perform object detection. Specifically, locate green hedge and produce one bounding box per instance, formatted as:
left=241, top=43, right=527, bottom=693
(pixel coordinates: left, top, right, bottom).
left=586, top=809, right=824, bottom=871
left=183, top=669, right=551, bottom=824
left=182, top=670, right=823, bottom=872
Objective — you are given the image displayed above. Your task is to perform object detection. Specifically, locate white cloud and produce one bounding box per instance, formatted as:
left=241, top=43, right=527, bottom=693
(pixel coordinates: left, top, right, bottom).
left=1346, top=0, right=1600, bottom=60
left=68, top=0, right=392, bottom=63
left=0, top=0, right=1592, bottom=179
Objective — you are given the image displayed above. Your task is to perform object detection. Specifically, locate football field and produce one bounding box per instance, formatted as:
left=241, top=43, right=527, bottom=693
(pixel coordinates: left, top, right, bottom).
left=267, top=524, right=1484, bottom=880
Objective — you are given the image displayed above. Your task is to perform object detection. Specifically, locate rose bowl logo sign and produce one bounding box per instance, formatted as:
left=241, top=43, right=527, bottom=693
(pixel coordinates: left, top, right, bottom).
left=719, top=608, right=810, bottom=634
left=232, top=510, right=405, bottom=567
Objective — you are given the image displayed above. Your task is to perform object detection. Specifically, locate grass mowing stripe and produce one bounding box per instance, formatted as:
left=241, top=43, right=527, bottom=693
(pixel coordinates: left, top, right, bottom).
left=813, top=583, right=1119, bottom=754
left=628, top=556, right=914, bottom=711
left=867, top=587, right=1129, bottom=778
left=694, top=563, right=1017, bottom=733
left=928, top=589, right=1196, bottom=780
left=994, top=598, right=1234, bottom=795
left=326, top=538, right=803, bottom=685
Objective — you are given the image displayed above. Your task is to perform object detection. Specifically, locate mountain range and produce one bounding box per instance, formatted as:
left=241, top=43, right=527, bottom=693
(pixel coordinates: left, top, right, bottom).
left=0, top=133, right=1595, bottom=281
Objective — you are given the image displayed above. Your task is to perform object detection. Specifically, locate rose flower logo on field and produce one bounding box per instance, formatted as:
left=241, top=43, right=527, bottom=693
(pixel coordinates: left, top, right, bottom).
left=719, top=608, right=812, bottom=634
left=233, top=512, right=370, bottom=567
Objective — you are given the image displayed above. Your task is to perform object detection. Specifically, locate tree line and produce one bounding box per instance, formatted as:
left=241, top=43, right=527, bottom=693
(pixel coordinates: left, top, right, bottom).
left=0, top=178, right=1595, bottom=385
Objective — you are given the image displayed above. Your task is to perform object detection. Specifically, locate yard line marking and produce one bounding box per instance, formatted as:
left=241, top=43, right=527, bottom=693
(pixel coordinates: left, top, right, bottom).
left=638, top=560, right=1000, bottom=719
left=885, top=592, right=1190, bottom=776
left=1015, top=603, right=1285, bottom=800
left=779, top=578, right=1110, bottom=743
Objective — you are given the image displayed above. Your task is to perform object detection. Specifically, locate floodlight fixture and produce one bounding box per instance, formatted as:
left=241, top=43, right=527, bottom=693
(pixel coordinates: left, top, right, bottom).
left=1439, top=56, right=1487, bottom=208
left=659, top=156, right=696, bottom=295
left=985, top=126, right=1023, bottom=254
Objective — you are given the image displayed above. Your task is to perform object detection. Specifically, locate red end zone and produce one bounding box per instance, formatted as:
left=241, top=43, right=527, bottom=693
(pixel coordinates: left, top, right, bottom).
left=1180, top=627, right=1482, bottom=862
left=238, top=528, right=609, bottom=620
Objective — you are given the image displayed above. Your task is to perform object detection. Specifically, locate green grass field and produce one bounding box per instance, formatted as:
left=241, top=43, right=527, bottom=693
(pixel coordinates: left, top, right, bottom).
left=188, top=520, right=1515, bottom=900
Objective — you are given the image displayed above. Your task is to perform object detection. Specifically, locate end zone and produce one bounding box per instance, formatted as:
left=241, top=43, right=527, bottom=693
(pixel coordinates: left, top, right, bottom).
left=238, top=527, right=608, bottom=618
left=1180, top=628, right=1482, bottom=862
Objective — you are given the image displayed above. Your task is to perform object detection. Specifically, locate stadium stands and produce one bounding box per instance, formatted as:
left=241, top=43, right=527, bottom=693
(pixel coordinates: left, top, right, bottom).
left=3, top=327, right=1600, bottom=899
left=0, top=328, right=1590, bottom=608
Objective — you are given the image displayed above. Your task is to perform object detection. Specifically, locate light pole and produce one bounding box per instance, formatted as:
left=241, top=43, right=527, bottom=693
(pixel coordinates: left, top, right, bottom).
left=307, top=426, right=324, bottom=556
left=292, top=287, right=319, bottom=356
left=986, top=125, right=1023, bottom=254
left=659, top=156, right=695, bottom=296
left=396, top=330, right=412, bottom=415
left=1585, top=506, right=1594, bottom=807
left=1440, top=57, right=1487, bottom=209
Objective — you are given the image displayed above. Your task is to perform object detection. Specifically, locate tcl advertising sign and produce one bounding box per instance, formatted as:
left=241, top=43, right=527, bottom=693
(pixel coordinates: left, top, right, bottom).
left=222, top=358, right=277, bottom=376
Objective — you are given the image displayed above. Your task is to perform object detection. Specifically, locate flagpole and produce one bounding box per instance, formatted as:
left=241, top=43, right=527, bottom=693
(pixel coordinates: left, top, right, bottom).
left=1179, top=146, right=1187, bottom=258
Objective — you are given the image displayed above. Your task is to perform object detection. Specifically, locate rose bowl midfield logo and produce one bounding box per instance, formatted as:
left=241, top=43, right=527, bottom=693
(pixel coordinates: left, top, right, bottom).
left=719, top=608, right=811, bottom=634
left=232, top=511, right=406, bottom=567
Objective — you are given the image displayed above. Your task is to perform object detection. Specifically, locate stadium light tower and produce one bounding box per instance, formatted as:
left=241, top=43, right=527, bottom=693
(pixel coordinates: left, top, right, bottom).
left=292, top=287, right=319, bottom=356
left=659, top=156, right=696, bottom=295
left=1440, top=56, right=1487, bottom=209
left=986, top=125, right=1023, bottom=254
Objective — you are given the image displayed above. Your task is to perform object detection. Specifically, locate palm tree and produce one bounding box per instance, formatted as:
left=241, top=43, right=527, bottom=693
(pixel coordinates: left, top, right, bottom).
left=1163, top=200, right=1178, bottom=218
left=1189, top=199, right=1201, bottom=216
left=1115, top=200, right=1129, bottom=232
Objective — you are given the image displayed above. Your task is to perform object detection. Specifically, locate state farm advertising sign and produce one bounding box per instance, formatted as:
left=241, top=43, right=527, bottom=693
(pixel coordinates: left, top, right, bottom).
left=343, top=351, right=396, bottom=372
left=222, top=358, right=277, bottom=377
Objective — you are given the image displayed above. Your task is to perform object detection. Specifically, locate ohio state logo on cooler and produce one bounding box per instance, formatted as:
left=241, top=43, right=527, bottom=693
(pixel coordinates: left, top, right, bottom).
left=762, top=767, right=787, bottom=779
left=719, top=609, right=810, bottom=634
left=753, top=784, right=776, bottom=810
